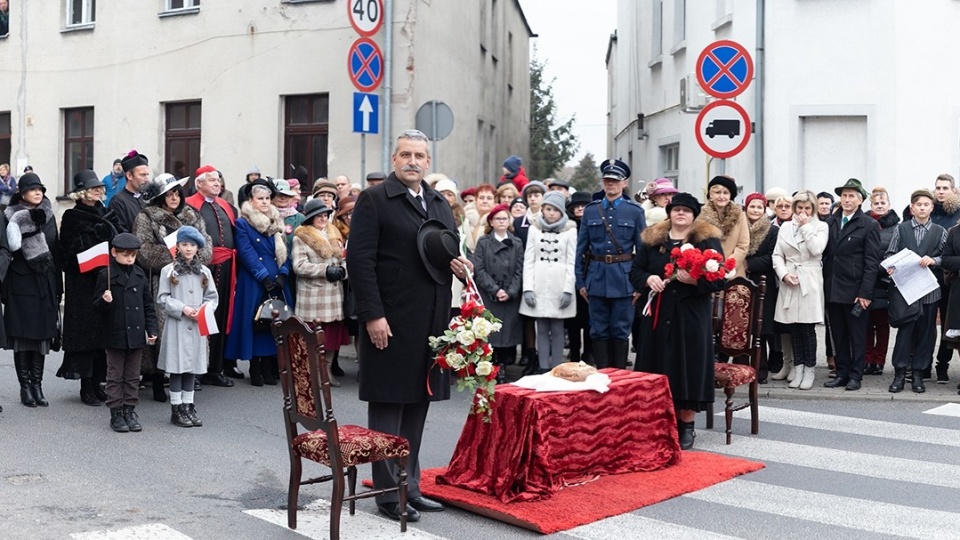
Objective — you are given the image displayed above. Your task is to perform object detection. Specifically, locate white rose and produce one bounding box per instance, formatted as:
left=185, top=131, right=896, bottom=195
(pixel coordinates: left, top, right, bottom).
left=491, top=322, right=503, bottom=332
left=445, top=352, right=467, bottom=369
left=457, top=330, right=476, bottom=346
left=680, top=243, right=695, bottom=252
left=472, top=318, right=492, bottom=339
left=725, top=269, right=736, bottom=280
left=705, top=259, right=720, bottom=272
left=475, top=361, right=494, bottom=377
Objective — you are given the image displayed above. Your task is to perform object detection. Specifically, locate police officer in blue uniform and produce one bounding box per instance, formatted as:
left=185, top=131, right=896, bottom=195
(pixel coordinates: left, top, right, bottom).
left=575, top=159, right=647, bottom=368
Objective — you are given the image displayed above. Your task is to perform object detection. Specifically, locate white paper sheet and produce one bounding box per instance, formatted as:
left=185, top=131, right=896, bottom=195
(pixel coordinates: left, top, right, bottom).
left=880, top=248, right=939, bottom=305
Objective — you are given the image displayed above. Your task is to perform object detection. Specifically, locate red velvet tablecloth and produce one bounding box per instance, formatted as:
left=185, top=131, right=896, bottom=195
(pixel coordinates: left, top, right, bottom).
left=437, top=369, right=681, bottom=503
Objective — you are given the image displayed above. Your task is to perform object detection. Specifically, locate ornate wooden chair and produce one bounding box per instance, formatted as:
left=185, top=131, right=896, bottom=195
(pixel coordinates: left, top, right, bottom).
left=706, top=276, right=766, bottom=444
left=272, top=314, right=410, bottom=538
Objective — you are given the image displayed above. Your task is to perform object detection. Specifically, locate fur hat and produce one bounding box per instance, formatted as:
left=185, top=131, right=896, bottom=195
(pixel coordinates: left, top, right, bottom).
left=708, top=175, right=738, bottom=198
left=666, top=192, right=702, bottom=218
left=176, top=225, right=205, bottom=248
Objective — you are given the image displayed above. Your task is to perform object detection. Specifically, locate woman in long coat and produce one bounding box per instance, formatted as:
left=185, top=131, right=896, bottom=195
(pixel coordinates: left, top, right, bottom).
left=470, top=203, right=524, bottom=382
left=698, top=175, right=750, bottom=277
left=58, top=170, right=122, bottom=405
left=292, top=200, right=349, bottom=386
left=4, top=173, right=62, bottom=408
left=864, top=186, right=900, bottom=375
left=743, top=192, right=780, bottom=383
left=772, top=190, right=829, bottom=391
left=135, top=173, right=212, bottom=399
left=224, top=180, right=292, bottom=386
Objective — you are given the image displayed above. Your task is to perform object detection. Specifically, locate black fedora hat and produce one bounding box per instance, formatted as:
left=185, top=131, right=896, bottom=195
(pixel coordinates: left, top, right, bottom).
left=72, top=169, right=105, bottom=193
left=240, top=177, right=278, bottom=202
left=417, top=219, right=460, bottom=285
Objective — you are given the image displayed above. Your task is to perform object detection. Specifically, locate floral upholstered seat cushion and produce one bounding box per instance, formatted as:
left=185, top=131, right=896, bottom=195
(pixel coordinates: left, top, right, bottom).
left=714, top=363, right=756, bottom=389
left=293, top=424, right=411, bottom=467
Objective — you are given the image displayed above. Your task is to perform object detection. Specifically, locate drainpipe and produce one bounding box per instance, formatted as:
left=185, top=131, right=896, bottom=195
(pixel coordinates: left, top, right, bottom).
left=16, top=0, right=28, bottom=171
left=755, top=0, right=765, bottom=193
left=381, top=0, right=394, bottom=173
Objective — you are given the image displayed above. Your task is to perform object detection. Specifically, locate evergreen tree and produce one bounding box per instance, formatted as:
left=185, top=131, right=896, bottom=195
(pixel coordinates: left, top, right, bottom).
left=528, top=54, right=578, bottom=179
left=570, top=153, right=599, bottom=193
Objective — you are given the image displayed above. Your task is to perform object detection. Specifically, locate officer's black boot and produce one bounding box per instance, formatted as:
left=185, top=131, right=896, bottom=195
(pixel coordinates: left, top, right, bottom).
left=592, top=340, right=610, bottom=369
left=610, top=340, right=630, bottom=369
left=14, top=352, right=37, bottom=407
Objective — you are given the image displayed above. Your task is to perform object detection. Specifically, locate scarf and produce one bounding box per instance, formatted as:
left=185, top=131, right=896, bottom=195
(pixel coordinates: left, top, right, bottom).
left=538, top=212, right=569, bottom=233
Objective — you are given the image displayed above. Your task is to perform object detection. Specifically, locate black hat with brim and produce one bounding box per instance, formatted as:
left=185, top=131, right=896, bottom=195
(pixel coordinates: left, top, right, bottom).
left=240, top=178, right=278, bottom=202
left=666, top=192, right=702, bottom=218
left=10, top=172, right=46, bottom=206
left=566, top=191, right=592, bottom=209
left=417, top=219, right=459, bottom=285
left=72, top=170, right=106, bottom=193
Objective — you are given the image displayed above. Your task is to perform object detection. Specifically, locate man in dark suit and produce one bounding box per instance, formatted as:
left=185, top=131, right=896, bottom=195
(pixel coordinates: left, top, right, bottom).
left=822, top=178, right=881, bottom=391
left=347, top=129, right=471, bottom=523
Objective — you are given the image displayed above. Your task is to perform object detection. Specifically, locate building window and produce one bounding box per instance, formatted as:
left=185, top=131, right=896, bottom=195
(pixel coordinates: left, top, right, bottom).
left=66, top=0, right=96, bottom=27
left=674, top=0, right=686, bottom=47
left=1, top=1, right=11, bottom=38
left=165, top=101, right=201, bottom=181
left=661, top=143, right=679, bottom=181
left=64, top=107, right=94, bottom=193
left=650, top=0, right=663, bottom=65
left=284, top=94, right=329, bottom=194
left=0, top=112, right=10, bottom=166
left=167, top=0, right=199, bottom=9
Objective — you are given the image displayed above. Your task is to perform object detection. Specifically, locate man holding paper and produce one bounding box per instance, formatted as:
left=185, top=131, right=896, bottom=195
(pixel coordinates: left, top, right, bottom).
left=884, top=189, right=947, bottom=393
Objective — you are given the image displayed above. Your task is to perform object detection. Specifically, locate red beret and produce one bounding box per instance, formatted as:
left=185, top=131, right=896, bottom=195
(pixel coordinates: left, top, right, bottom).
left=486, top=203, right=511, bottom=224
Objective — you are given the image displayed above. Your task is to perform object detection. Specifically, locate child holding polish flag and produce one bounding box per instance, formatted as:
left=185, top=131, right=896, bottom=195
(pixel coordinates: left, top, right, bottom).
left=156, top=226, right=218, bottom=428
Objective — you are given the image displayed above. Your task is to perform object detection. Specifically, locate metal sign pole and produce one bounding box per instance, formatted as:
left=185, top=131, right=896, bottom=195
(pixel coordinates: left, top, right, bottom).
left=361, top=134, right=367, bottom=186
left=431, top=100, right=438, bottom=171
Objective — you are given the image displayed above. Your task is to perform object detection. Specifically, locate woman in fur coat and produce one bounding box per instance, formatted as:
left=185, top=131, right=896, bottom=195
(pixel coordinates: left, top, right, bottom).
left=224, top=180, right=292, bottom=386
left=4, top=173, right=62, bottom=408
left=58, top=170, right=123, bottom=406
left=134, top=173, right=212, bottom=400
left=698, top=175, right=750, bottom=277
left=292, top=200, right=349, bottom=386
left=743, top=192, right=780, bottom=383
left=631, top=193, right=725, bottom=450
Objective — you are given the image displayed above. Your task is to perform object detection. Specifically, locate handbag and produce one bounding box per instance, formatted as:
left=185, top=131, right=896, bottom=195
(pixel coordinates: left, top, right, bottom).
left=254, top=293, right=292, bottom=330
left=342, top=278, right=357, bottom=320
left=887, top=285, right=921, bottom=328
left=51, top=308, right=63, bottom=352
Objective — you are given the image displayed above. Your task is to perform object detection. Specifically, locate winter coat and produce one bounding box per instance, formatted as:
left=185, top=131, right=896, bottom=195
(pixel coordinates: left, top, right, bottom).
left=498, top=166, right=529, bottom=192
left=224, top=202, right=293, bottom=360
left=60, top=201, right=122, bottom=352
left=292, top=223, right=346, bottom=324
left=469, top=231, right=524, bottom=347
left=940, top=226, right=960, bottom=331
left=0, top=212, right=11, bottom=347
left=346, top=173, right=454, bottom=403
left=281, top=210, right=306, bottom=252
left=822, top=208, right=882, bottom=304
left=512, top=209, right=540, bottom=248
left=744, top=217, right=779, bottom=336
left=865, top=209, right=900, bottom=310
left=772, top=218, right=829, bottom=324
left=630, top=220, right=724, bottom=411
left=698, top=201, right=750, bottom=277
left=93, top=261, right=159, bottom=350
left=519, top=217, right=577, bottom=319
left=156, top=263, right=218, bottom=374
left=3, top=198, right=62, bottom=343
left=641, top=199, right=668, bottom=226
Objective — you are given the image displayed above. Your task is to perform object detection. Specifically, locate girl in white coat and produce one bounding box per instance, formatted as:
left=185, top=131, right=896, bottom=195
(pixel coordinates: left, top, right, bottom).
left=519, top=191, right=578, bottom=372
left=772, top=190, right=828, bottom=390
left=157, top=226, right=218, bottom=427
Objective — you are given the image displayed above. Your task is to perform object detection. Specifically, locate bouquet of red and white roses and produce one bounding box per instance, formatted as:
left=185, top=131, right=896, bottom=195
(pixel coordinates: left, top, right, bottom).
left=428, top=278, right=502, bottom=421
left=643, top=243, right=736, bottom=326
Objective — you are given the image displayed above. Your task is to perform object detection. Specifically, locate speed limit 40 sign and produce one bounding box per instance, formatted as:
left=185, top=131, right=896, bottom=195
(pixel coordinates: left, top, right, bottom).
left=349, top=0, right=383, bottom=37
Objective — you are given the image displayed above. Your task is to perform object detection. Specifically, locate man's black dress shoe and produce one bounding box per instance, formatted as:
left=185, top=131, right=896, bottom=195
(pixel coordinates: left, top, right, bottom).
left=201, top=373, right=235, bottom=387
left=408, top=496, right=445, bottom=512
left=377, top=503, right=420, bottom=522
left=845, top=379, right=861, bottom=391
left=822, top=377, right=849, bottom=388
left=223, top=366, right=245, bottom=379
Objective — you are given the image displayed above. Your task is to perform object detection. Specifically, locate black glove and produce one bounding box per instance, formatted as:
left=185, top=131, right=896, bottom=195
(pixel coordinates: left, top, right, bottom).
left=275, top=274, right=287, bottom=290
left=30, top=208, right=46, bottom=227
left=325, top=265, right=347, bottom=282
left=262, top=277, right=276, bottom=291
left=93, top=222, right=113, bottom=241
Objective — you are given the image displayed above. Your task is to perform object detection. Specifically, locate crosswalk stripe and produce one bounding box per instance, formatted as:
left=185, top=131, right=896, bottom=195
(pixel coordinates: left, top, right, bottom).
left=686, top=479, right=960, bottom=540
left=726, top=405, right=960, bottom=447
left=244, top=499, right=448, bottom=540
left=923, top=403, right=960, bottom=417
left=566, top=514, right=744, bottom=540
left=695, top=429, right=960, bottom=490
left=70, top=523, right=193, bottom=540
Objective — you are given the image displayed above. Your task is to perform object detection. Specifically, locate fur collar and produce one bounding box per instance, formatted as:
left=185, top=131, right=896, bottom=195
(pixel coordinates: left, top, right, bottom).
left=939, top=191, right=960, bottom=216
left=698, top=201, right=743, bottom=237
left=7, top=198, right=54, bottom=273
left=142, top=204, right=187, bottom=232
left=240, top=201, right=287, bottom=267
left=867, top=208, right=901, bottom=229
left=641, top=219, right=722, bottom=247
left=294, top=223, right=343, bottom=260
left=746, top=216, right=772, bottom=256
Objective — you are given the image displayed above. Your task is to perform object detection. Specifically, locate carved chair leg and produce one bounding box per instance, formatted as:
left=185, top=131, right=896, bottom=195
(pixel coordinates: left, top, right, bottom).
left=706, top=402, right=714, bottom=430
left=398, top=456, right=409, bottom=533
left=749, top=380, right=760, bottom=435
left=724, top=386, right=735, bottom=445
left=330, top=468, right=345, bottom=540
left=288, top=455, right=302, bottom=529
left=347, top=466, right=357, bottom=515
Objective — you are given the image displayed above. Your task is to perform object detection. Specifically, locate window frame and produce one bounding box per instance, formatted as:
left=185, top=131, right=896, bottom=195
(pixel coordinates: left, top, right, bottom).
left=160, top=0, right=200, bottom=17
left=661, top=142, right=680, bottom=181
left=283, top=94, right=330, bottom=195
left=65, top=0, right=96, bottom=28
left=63, top=107, right=95, bottom=194
left=164, top=100, right=202, bottom=182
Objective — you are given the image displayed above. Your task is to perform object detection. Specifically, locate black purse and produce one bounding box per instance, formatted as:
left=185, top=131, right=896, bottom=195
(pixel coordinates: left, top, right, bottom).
left=254, top=291, right=292, bottom=330
left=887, top=285, right=921, bottom=328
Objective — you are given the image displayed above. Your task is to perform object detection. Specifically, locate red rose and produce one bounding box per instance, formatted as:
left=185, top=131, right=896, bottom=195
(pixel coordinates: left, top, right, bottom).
left=485, top=365, right=499, bottom=381
left=664, top=263, right=675, bottom=277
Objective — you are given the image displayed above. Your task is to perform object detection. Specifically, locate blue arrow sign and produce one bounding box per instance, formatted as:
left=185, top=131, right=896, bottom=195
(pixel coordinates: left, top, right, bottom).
left=353, top=92, right=379, bottom=134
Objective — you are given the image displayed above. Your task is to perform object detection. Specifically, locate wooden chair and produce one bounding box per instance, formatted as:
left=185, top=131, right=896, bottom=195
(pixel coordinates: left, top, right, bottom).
left=706, top=276, right=766, bottom=444
left=272, top=314, right=410, bottom=538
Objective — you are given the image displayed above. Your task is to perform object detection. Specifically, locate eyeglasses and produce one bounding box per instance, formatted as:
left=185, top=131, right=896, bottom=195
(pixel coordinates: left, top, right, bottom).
left=776, top=204, right=792, bottom=209
left=491, top=217, right=510, bottom=222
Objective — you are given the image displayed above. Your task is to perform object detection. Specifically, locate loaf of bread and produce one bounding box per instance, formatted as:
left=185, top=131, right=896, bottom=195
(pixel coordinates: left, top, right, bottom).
left=549, top=361, right=599, bottom=382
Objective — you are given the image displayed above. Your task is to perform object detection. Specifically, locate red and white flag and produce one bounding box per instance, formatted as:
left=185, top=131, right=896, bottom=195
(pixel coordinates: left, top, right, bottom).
left=164, top=230, right=178, bottom=257
left=77, top=241, right=110, bottom=273
left=197, top=303, right=219, bottom=336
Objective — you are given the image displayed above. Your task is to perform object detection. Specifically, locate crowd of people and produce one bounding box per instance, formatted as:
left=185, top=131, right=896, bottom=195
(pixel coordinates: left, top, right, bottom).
left=1, top=129, right=958, bottom=520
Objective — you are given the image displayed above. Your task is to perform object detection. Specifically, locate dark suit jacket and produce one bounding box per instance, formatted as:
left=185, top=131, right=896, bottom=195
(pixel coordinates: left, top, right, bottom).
left=823, top=208, right=882, bottom=304
left=347, top=173, right=455, bottom=403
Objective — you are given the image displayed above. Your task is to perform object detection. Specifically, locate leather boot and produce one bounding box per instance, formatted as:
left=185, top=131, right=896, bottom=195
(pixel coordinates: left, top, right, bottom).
left=889, top=368, right=906, bottom=393
left=152, top=372, right=168, bottom=402
left=80, top=378, right=101, bottom=406
left=788, top=365, right=805, bottom=389
left=678, top=420, right=696, bottom=450
left=330, top=351, right=345, bottom=377
left=326, top=360, right=342, bottom=387
left=249, top=358, right=265, bottom=387
left=799, top=365, right=816, bottom=390
left=769, top=360, right=791, bottom=380
left=610, top=340, right=630, bottom=369
left=14, top=353, right=37, bottom=407
left=29, top=354, right=49, bottom=407
left=123, top=405, right=142, bottom=432
left=262, top=357, right=278, bottom=386
left=92, top=380, right=108, bottom=402
left=592, top=340, right=610, bottom=369
left=110, top=407, right=129, bottom=433
left=912, top=369, right=926, bottom=393
left=185, top=403, right=203, bottom=427
left=171, top=404, right=192, bottom=428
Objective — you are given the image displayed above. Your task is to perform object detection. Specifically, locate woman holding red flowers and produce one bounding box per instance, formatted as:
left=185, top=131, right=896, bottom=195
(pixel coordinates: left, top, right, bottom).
left=630, top=192, right=725, bottom=450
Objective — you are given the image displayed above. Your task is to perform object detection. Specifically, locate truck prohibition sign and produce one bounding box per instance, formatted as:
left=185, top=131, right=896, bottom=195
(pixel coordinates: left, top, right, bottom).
left=705, top=119, right=740, bottom=139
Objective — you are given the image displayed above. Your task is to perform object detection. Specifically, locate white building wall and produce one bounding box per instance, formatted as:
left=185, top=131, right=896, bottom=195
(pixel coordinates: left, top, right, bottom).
left=610, top=0, right=960, bottom=208
left=0, top=0, right=531, bottom=208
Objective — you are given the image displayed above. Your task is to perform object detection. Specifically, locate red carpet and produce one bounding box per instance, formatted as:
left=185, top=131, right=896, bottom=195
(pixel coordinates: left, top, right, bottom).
left=367, top=452, right=764, bottom=534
